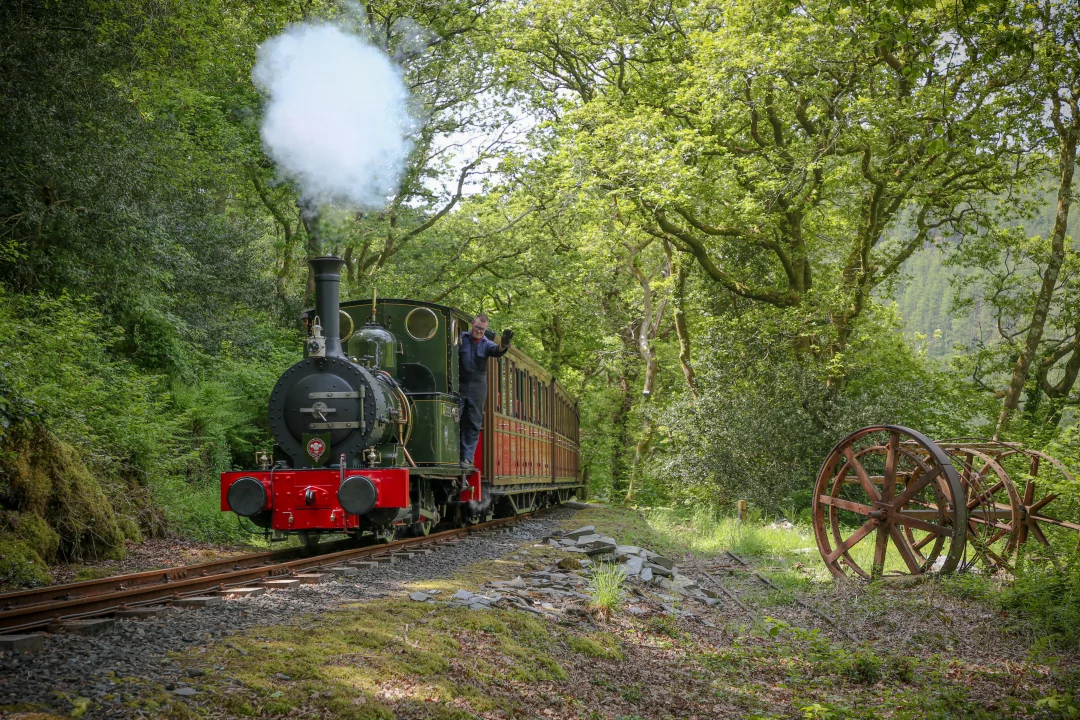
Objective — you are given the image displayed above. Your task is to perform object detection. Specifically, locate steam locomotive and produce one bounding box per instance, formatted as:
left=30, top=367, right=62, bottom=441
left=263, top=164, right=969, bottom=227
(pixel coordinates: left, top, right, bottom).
left=220, top=257, right=582, bottom=545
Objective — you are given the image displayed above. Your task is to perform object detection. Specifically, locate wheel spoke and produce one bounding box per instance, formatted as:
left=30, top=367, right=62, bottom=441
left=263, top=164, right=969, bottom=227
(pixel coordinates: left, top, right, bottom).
left=966, top=480, right=1005, bottom=510
left=888, top=525, right=922, bottom=574
left=826, top=519, right=878, bottom=564
left=1028, top=520, right=1052, bottom=547
left=1027, top=515, right=1080, bottom=531
left=959, top=452, right=973, bottom=490
left=818, top=495, right=873, bottom=515
left=892, top=466, right=941, bottom=508
left=883, top=432, right=898, bottom=501
left=965, top=515, right=1013, bottom=532
left=1027, top=493, right=1058, bottom=514
left=892, top=512, right=949, bottom=536
left=913, top=532, right=936, bottom=551
left=843, top=447, right=881, bottom=502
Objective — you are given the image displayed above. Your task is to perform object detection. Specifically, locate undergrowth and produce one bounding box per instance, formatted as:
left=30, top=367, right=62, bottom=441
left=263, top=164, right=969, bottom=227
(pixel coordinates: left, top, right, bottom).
left=943, top=548, right=1080, bottom=652
left=0, top=286, right=295, bottom=584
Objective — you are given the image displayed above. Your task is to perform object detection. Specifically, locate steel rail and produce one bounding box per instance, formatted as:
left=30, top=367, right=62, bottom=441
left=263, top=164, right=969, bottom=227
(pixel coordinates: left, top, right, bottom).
left=0, top=513, right=534, bottom=634
left=0, top=536, right=371, bottom=614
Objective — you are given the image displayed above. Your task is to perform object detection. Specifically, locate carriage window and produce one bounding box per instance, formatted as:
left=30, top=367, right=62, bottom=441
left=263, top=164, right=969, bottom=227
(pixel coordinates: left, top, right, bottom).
left=512, top=368, right=517, bottom=418
left=509, top=364, right=516, bottom=418
left=545, top=385, right=550, bottom=428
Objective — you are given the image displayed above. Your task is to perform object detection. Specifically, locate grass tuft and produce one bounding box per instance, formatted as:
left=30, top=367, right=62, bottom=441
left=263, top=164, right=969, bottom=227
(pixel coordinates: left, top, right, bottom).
left=586, top=563, right=627, bottom=616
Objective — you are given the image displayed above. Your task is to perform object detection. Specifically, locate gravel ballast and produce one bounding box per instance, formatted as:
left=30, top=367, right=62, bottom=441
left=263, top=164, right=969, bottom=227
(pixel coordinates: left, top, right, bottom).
left=0, top=510, right=577, bottom=718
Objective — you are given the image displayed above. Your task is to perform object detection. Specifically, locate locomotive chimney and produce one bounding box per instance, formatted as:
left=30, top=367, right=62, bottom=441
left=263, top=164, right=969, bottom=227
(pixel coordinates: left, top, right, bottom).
left=309, top=256, right=347, bottom=359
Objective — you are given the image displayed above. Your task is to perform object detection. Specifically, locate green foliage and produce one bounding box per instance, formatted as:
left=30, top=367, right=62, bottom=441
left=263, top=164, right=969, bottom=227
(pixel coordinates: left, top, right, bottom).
left=0, top=282, right=293, bottom=559
left=764, top=617, right=910, bottom=687
left=638, top=303, right=977, bottom=511
left=0, top=424, right=140, bottom=561
left=1036, top=693, right=1080, bottom=720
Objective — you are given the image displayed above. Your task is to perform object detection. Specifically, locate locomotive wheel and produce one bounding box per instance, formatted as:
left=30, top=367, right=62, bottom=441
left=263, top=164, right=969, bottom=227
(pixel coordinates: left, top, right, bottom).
left=812, top=426, right=967, bottom=580
left=939, top=447, right=1022, bottom=571
left=297, top=531, right=322, bottom=550
left=411, top=519, right=433, bottom=537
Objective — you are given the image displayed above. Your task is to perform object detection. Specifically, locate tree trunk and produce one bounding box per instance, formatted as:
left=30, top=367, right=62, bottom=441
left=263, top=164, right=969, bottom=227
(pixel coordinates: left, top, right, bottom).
left=610, top=374, right=635, bottom=498
left=996, top=124, right=1077, bottom=438
left=672, top=255, right=698, bottom=399
left=541, top=315, right=566, bottom=377
left=625, top=414, right=654, bottom=504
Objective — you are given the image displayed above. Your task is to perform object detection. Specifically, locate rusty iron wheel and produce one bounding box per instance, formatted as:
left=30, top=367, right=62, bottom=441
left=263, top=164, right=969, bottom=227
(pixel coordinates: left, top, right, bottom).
left=937, top=447, right=1022, bottom=572
left=991, top=448, right=1080, bottom=568
left=812, top=426, right=967, bottom=580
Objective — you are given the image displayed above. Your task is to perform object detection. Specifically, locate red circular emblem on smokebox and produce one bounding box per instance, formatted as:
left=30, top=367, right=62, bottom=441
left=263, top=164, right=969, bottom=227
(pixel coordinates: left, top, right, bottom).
left=306, top=437, right=326, bottom=461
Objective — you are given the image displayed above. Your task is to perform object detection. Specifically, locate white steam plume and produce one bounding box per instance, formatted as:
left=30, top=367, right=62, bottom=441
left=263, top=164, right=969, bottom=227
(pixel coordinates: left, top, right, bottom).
left=252, top=23, right=417, bottom=209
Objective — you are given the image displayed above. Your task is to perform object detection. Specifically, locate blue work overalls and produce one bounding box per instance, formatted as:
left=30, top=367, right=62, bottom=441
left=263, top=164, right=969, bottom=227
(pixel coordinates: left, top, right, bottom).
left=458, top=332, right=509, bottom=465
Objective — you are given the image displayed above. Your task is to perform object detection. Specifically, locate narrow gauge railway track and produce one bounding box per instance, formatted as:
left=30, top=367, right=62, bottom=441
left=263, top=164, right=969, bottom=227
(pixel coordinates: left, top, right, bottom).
left=0, top=513, right=535, bottom=635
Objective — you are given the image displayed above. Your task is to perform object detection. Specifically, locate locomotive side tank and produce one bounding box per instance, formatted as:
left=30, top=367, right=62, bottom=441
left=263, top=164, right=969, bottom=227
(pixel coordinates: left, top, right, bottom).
left=220, top=256, right=583, bottom=546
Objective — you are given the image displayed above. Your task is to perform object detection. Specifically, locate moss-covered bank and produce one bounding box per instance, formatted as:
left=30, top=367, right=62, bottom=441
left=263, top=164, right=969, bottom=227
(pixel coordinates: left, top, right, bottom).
left=0, top=424, right=147, bottom=586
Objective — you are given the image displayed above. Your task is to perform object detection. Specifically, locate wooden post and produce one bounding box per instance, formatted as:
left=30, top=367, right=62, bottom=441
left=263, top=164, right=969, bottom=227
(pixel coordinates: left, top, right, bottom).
left=737, top=500, right=748, bottom=523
